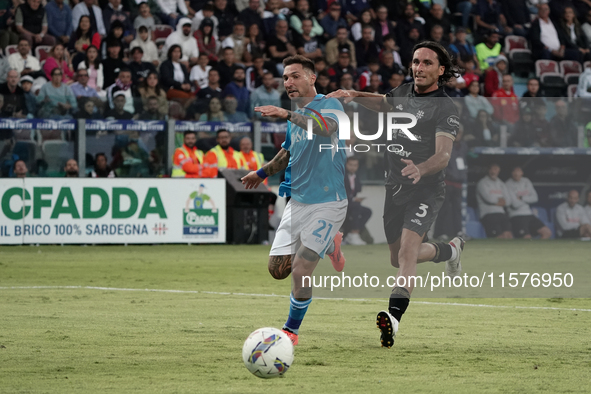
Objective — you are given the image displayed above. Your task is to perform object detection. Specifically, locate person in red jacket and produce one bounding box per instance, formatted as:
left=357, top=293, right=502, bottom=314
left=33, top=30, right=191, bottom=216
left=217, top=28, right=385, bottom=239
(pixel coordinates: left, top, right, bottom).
left=491, top=74, right=520, bottom=125
left=172, top=131, right=205, bottom=177
left=484, top=55, right=507, bottom=97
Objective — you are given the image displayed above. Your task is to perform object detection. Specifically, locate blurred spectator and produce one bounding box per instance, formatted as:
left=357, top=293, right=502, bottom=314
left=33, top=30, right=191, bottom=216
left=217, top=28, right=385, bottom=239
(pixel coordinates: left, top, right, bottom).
left=583, top=9, right=591, bottom=44
left=134, top=2, right=156, bottom=32
left=162, top=18, right=199, bottom=68
left=343, top=156, right=372, bottom=245
left=238, top=0, right=263, bottom=32
left=238, top=136, right=264, bottom=171
left=129, top=26, right=159, bottom=67
left=190, top=53, right=212, bottom=90
left=314, top=57, right=327, bottom=74
left=20, top=75, right=37, bottom=115
left=70, top=16, right=102, bottom=69
left=425, top=4, right=452, bottom=39
left=315, top=70, right=332, bottom=94
left=70, top=69, right=102, bottom=110
left=217, top=47, right=238, bottom=87
left=290, top=0, right=323, bottom=38
left=13, top=159, right=28, bottom=178
left=75, top=97, right=101, bottom=119
left=531, top=103, right=555, bottom=147
left=294, top=18, right=323, bottom=60
left=476, top=163, right=513, bottom=238
left=328, top=48, right=357, bottom=91
left=522, top=78, right=543, bottom=99
left=355, top=25, right=380, bottom=69
left=395, top=3, right=424, bottom=44
left=433, top=125, right=468, bottom=240
left=250, top=71, right=280, bottom=119
left=484, top=54, right=507, bottom=97
left=223, top=94, right=249, bottom=121
left=222, top=66, right=250, bottom=113
left=156, top=0, right=188, bottom=27
left=193, top=68, right=222, bottom=114
left=105, top=90, right=134, bottom=119
left=444, top=76, right=464, bottom=97
left=585, top=190, right=591, bottom=219
left=199, top=96, right=227, bottom=120
left=106, top=68, right=136, bottom=114
left=428, top=24, right=449, bottom=50
left=530, top=4, right=565, bottom=61
left=101, top=20, right=130, bottom=60
left=358, top=58, right=380, bottom=91
left=138, top=71, right=169, bottom=116
left=15, top=0, right=56, bottom=48
left=373, top=6, right=396, bottom=46
left=222, top=22, right=250, bottom=65
left=501, top=0, right=529, bottom=37
left=191, top=3, right=218, bottom=37
left=72, top=0, right=107, bottom=37
left=505, top=166, right=551, bottom=238
left=194, top=18, right=218, bottom=62
left=101, top=40, right=126, bottom=87
left=214, top=0, right=237, bottom=40
left=475, top=30, right=502, bottom=71
left=262, top=0, right=287, bottom=38
left=103, top=0, right=134, bottom=44
left=339, top=72, right=354, bottom=90
left=400, top=26, right=421, bottom=68
left=491, top=75, right=519, bottom=124
left=139, top=96, right=166, bottom=120
left=202, top=129, right=246, bottom=178
left=380, top=70, right=404, bottom=93
left=461, top=58, right=481, bottom=90
left=46, top=0, right=72, bottom=46
left=377, top=51, right=400, bottom=84
left=172, top=130, right=204, bottom=177
left=89, top=153, right=116, bottom=177
left=449, top=28, right=478, bottom=71
left=128, top=46, right=157, bottom=84
left=577, top=61, right=591, bottom=97
left=556, top=189, right=591, bottom=238
left=267, top=19, right=296, bottom=74
left=0, top=70, right=27, bottom=117
left=8, top=39, right=42, bottom=79
left=246, top=55, right=268, bottom=91
left=465, top=80, right=494, bottom=118
left=160, top=44, right=193, bottom=100
left=364, top=73, right=382, bottom=93
left=245, top=23, right=266, bottom=59
left=43, top=44, right=74, bottom=84
left=64, top=158, right=79, bottom=177
left=320, top=2, right=347, bottom=41
left=326, top=27, right=357, bottom=68
left=36, top=67, right=77, bottom=118
left=380, top=35, right=404, bottom=71
left=80, top=45, right=104, bottom=96
left=508, top=106, right=536, bottom=147
left=0, top=3, right=19, bottom=50
left=465, top=109, right=500, bottom=146
left=550, top=99, right=578, bottom=146
left=472, top=0, right=511, bottom=36
left=557, top=6, right=591, bottom=63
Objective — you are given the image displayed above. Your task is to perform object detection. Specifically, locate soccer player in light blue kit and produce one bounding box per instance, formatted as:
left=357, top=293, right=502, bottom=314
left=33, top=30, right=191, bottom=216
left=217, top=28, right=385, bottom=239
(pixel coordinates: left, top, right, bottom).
left=241, top=55, right=348, bottom=346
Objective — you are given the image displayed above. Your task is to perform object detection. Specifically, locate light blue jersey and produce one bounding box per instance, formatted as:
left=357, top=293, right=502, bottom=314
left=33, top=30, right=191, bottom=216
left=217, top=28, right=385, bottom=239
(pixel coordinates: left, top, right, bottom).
left=279, top=94, right=347, bottom=204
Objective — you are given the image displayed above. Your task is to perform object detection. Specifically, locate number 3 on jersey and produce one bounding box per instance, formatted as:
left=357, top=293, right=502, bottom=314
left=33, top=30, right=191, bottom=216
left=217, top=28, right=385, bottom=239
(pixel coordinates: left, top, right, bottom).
left=416, top=203, right=428, bottom=218
left=312, top=220, right=333, bottom=244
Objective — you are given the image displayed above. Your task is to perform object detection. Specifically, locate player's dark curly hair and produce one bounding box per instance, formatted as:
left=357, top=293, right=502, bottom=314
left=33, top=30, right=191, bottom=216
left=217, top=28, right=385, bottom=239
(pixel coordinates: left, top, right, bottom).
left=410, top=41, right=464, bottom=85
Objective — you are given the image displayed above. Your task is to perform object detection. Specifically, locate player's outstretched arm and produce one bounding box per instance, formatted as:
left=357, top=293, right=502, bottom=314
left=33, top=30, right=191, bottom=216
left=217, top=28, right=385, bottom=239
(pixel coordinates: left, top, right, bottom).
left=326, top=90, right=391, bottom=112
left=241, top=148, right=290, bottom=189
left=254, top=105, right=338, bottom=137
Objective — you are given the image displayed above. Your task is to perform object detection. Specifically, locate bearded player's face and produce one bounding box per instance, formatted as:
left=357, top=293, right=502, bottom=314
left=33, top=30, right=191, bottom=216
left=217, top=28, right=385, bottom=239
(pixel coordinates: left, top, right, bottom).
left=283, top=64, right=315, bottom=98
left=411, top=48, right=444, bottom=91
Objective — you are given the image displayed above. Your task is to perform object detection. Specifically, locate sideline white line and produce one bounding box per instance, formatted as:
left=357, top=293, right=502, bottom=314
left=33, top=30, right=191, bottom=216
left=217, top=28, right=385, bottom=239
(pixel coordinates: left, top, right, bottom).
left=1, top=286, right=590, bottom=312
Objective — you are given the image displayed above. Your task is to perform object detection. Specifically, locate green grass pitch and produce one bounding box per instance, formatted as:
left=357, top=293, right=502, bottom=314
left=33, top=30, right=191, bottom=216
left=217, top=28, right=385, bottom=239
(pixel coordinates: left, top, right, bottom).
left=1, top=241, right=590, bottom=393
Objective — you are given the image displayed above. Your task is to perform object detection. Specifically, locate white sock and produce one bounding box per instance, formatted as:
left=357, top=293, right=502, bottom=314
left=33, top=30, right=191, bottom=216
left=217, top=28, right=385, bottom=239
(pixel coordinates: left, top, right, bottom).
left=449, top=246, right=458, bottom=261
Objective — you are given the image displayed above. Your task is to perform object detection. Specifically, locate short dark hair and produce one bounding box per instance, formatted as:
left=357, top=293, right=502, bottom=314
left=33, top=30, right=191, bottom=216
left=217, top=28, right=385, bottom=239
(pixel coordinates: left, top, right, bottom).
left=216, top=129, right=230, bottom=136
left=167, top=44, right=182, bottom=60
left=14, top=159, right=26, bottom=167
left=184, top=130, right=197, bottom=137
left=138, top=25, right=148, bottom=32
left=118, top=67, right=131, bottom=76
left=410, top=40, right=463, bottom=85
left=283, top=55, right=315, bottom=74
left=347, top=155, right=359, bottom=162
left=131, top=46, right=143, bottom=55
left=95, top=153, right=107, bottom=161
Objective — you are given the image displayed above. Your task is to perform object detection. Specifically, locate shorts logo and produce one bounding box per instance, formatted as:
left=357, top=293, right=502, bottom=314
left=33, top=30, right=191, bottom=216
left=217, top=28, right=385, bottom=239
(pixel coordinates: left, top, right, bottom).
left=411, top=218, right=422, bottom=226
left=447, top=115, right=460, bottom=128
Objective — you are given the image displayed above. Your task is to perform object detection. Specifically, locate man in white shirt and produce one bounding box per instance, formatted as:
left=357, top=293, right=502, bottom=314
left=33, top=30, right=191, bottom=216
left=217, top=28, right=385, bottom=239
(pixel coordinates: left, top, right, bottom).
left=8, top=39, right=41, bottom=76
left=190, top=53, right=212, bottom=90
left=161, top=18, right=199, bottom=68
left=156, top=0, right=188, bottom=27
left=555, top=190, right=591, bottom=238
left=531, top=4, right=564, bottom=60
left=72, top=0, right=106, bottom=36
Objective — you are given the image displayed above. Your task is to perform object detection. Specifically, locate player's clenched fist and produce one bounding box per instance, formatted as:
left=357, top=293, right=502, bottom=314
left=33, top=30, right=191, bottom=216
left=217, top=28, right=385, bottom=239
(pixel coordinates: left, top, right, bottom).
left=241, top=171, right=264, bottom=189
left=254, top=105, right=288, bottom=119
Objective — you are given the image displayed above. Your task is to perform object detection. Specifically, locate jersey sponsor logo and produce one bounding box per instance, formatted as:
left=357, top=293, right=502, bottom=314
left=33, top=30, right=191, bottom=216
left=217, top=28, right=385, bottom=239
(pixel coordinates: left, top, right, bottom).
left=447, top=115, right=460, bottom=128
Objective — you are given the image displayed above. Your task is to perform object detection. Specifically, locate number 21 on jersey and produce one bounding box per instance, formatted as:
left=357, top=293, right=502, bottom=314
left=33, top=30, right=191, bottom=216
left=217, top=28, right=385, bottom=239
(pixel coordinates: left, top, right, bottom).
left=312, top=220, right=333, bottom=244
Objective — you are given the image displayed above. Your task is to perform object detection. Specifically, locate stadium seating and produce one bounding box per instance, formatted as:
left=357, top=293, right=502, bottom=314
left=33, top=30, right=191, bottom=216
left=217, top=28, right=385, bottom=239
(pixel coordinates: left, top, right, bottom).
left=35, top=46, right=51, bottom=62
left=152, top=25, right=173, bottom=41
left=567, top=84, right=578, bottom=100
left=536, top=60, right=565, bottom=96
left=560, top=60, right=582, bottom=85
left=505, top=35, right=533, bottom=77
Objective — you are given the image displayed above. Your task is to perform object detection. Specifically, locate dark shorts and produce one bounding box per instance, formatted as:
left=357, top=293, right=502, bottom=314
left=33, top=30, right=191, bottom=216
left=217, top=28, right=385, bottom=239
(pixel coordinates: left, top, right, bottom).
left=510, top=215, right=546, bottom=238
left=481, top=213, right=511, bottom=238
left=383, top=182, right=445, bottom=244
left=561, top=229, right=581, bottom=239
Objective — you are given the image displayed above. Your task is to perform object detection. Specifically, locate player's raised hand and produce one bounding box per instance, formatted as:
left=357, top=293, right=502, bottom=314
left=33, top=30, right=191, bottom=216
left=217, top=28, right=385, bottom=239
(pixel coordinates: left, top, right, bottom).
left=254, top=105, right=288, bottom=119
left=401, top=159, right=421, bottom=184
left=326, top=89, right=356, bottom=103
left=241, top=171, right=264, bottom=189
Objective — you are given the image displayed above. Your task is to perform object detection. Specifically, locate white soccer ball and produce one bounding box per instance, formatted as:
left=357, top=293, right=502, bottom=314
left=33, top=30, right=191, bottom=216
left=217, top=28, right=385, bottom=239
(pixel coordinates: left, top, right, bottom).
left=242, top=327, right=294, bottom=378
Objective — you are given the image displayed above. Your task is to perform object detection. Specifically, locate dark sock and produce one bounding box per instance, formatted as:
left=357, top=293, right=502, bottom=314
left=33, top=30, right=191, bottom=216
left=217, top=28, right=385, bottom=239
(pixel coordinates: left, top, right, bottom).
left=388, top=287, right=410, bottom=322
left=429, top=242, right=453, bottom=263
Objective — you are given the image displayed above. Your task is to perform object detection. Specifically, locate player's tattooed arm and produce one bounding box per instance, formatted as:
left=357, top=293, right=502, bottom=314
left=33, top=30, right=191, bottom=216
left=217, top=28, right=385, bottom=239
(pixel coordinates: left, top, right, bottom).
left=262, top=148, right=290, bottom=177
left=268, top=255, right=292, bottom=280
left=286, top=111, right=338, bottom=137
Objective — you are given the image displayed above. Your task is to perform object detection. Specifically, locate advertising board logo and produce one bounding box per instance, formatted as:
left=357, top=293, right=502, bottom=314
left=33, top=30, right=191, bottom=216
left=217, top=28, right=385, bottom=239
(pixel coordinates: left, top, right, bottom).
left=183, top=184, right=218, bottom=237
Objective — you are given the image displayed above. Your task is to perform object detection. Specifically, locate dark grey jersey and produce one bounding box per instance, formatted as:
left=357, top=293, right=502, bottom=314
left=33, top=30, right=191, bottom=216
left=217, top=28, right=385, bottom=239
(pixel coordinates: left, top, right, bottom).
left=384, top=82, right=459, bottom=186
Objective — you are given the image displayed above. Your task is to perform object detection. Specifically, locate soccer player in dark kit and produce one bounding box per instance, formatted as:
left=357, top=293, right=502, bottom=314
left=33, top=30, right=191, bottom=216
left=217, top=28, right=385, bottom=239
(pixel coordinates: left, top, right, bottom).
left=327, top=41, right=465, bottom=348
